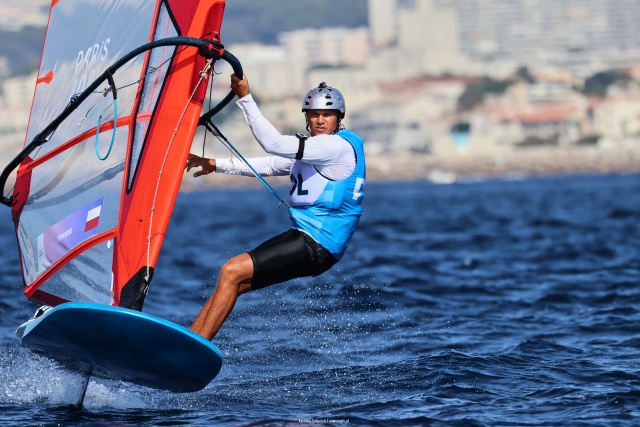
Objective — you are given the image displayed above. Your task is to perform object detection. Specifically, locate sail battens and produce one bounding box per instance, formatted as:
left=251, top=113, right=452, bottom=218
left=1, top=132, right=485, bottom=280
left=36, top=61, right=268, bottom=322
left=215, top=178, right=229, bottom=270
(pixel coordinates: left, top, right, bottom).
left=19, top=116, right=137, bottom=173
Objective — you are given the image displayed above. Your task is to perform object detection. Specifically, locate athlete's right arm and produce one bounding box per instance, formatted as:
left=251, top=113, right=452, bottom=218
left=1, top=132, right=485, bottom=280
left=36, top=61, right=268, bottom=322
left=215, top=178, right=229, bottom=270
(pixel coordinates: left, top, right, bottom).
left=185, top=152, right=292, bottom=177
left=215, top=156, right=293, bottom=176
left=185, top=153, right=215, bottom=177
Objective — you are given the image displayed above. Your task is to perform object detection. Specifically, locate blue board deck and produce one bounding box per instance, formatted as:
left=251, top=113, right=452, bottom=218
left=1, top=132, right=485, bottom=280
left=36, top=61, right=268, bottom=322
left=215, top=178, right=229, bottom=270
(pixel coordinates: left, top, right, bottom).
left=18, top=302, right=222, bottom=392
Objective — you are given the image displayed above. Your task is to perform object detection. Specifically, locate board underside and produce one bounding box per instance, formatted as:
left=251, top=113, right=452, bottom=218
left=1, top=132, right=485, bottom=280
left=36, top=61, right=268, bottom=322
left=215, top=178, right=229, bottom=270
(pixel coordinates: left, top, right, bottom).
left=20, top=302, right=222, bottom=392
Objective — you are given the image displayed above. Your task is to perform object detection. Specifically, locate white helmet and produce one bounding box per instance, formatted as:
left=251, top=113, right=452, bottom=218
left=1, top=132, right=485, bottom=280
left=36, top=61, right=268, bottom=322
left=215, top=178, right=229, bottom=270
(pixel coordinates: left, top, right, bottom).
left=301, top=82, right=346, bottom=118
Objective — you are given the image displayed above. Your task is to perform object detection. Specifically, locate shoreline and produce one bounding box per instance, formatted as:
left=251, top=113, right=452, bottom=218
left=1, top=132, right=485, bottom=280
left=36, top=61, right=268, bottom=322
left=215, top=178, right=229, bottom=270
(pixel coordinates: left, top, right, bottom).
left=366, top=145, right=640, bottom=182
left=181, top=145, right=640, bottom=191
left=2, top=145, right=637, bottom=193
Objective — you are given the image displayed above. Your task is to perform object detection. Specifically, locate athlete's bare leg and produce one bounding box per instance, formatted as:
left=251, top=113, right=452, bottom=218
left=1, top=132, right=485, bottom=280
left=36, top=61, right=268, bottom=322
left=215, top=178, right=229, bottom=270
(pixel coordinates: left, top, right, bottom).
left=190, top=253, right=254, bottom=340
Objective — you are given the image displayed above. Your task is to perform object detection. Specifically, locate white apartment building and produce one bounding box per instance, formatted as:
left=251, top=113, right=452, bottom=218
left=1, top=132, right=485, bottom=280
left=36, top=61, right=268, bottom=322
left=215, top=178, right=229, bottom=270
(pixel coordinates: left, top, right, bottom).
left=278, top=27, right=369, bottom=69
left=0, top=73, right=36, bottom=155
left=1, top=72, right=35, bottom=107
left=368, top=0, right=396, bottom=49
left=591, top=95, right=640, bottom=140
left=215, top=43, right=306, bottom=101
left=451, top=0, right=640, bottom=62
left=367, top=0, right=461, bottom=76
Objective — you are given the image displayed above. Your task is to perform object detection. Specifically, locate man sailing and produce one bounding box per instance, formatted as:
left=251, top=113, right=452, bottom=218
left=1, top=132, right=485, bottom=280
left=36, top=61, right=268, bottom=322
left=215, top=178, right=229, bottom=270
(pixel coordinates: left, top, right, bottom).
left=185, top=74, right=366, bottom=340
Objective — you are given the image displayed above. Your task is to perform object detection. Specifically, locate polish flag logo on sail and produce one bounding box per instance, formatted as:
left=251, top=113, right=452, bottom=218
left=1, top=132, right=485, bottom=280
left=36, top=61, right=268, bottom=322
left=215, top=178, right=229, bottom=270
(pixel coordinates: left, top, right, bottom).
left=85, top=204, right=102, bottom=232
left=38, top=197, right=104, bottom=270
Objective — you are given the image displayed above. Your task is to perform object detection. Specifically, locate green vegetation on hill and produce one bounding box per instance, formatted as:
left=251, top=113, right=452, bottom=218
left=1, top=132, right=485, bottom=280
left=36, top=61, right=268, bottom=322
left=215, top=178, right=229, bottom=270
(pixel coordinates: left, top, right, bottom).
left=457, top=66, right=636, bottom=111
left=581, top=70, right=631, bottom=97
left=457, top=76, right=513, bottom=111
left=0, top=26, right=47, bottom=76
left=221, top=0, right=368, bottom=44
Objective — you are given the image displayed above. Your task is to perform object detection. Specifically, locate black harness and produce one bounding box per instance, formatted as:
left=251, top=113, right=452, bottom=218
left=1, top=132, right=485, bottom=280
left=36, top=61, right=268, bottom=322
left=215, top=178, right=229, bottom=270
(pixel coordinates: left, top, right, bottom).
left=295, top=133, right=307, bottom=160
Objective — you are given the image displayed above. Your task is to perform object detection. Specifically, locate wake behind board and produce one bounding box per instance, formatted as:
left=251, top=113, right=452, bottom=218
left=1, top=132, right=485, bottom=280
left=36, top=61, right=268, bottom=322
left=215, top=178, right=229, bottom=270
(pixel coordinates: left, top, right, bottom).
left=17, top=302, right=222, bottom=392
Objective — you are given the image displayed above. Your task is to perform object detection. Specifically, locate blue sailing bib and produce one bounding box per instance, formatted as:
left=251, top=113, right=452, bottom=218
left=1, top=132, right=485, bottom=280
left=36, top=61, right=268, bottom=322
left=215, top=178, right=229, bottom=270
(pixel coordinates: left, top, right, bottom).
left=288, top=129, right=365, bottom=260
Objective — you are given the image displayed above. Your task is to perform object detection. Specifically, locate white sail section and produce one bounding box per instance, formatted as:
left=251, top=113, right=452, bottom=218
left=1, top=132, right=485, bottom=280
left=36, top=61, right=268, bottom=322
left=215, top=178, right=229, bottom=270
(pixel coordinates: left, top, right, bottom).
left=18, top=1, right=167, bottom=303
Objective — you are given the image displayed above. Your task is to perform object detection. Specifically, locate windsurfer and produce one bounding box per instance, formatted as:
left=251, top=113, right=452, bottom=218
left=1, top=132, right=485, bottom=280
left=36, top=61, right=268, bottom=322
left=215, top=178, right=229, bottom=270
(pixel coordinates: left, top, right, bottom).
left=186, top=74, right=365, bottom=340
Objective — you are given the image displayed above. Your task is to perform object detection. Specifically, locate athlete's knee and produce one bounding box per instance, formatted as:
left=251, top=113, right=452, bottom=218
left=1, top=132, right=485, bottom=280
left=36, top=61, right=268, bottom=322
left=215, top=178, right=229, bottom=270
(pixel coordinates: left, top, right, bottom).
left=218, top=261, right=239, bottom=284
left=219, top=254, right=252, bottom=284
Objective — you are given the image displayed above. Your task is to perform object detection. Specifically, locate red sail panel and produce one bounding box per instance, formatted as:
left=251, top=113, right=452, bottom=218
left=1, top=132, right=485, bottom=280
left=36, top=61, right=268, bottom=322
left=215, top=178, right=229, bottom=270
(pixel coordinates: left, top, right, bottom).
left=113, top=0, right=226, bottom=307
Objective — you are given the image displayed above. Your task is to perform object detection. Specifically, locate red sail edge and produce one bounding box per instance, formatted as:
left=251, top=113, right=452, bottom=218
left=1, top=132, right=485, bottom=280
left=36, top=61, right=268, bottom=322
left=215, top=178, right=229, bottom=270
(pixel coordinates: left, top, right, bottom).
left=114, top=0, right=227, bottom=308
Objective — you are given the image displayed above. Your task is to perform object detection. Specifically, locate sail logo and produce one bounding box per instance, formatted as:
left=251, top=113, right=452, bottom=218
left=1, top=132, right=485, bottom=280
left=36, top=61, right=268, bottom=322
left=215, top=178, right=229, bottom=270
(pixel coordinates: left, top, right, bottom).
left=85, top=205, right=102, bottom=232
left=56, top=228, right=73, bottom=242
left=74, top=39, right=110, bottom=75
left=70, top=38, right=110, bottom=96
left=38, top=198, right=105, bottom=266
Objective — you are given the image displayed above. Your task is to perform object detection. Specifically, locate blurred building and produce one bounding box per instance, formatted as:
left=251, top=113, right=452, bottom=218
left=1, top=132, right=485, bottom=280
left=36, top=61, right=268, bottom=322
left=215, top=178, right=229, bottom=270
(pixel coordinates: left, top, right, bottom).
left=217, top=43, right=306, bottom=101
left=367, top=0, right=461, bottom=77
left=0, top=58, right=10, bottom=79
left=0, top=72, right=35, bottom=155
left=591, top=95, right=640, bottom=140
left=278, top=27, right=369, bottom=69
left=350, top=77, right=467, bottom=155
left=0, top=0, right=50, bottom=30
left=368, top=0, right=396, bottom=49
left=450, top=0, right=640, bottom=71
left=2, top=0, right=640, bottom=169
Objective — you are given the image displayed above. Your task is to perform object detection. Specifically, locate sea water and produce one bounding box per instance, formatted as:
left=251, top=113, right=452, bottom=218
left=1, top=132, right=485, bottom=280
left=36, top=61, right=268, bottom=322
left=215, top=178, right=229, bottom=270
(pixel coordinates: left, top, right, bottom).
left=1, top=173, right=639, bottom=426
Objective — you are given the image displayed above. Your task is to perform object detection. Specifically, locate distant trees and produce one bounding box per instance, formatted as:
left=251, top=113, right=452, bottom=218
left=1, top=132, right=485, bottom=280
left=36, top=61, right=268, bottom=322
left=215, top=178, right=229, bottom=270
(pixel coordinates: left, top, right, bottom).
left=0, top=26, right=47, bottom=76
left=457, top=76, right=512, bottom=111
left=581, top=70, right=632, bottom=97
left=457, top=66, right=636, bottom=111
left=515, top=65, right=536, bottom=84
left=457, top=66, right=537, bottom=111
left=515, top=135, right=558, bottom=147
left=575, top=134, right=601, bottom=145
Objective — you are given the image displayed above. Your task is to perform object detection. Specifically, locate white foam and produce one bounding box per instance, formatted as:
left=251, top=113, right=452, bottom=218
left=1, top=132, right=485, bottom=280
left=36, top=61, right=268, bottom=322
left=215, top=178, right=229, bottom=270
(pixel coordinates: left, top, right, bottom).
left=0, top=344, right=159, bottom=408
left=1, top=347, right=83, bottom=406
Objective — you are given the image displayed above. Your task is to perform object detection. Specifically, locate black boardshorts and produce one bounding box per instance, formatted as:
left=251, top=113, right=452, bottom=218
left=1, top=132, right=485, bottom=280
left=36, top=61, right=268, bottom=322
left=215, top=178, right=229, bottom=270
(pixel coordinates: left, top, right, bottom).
left=248, top=229, right=338, bottom=289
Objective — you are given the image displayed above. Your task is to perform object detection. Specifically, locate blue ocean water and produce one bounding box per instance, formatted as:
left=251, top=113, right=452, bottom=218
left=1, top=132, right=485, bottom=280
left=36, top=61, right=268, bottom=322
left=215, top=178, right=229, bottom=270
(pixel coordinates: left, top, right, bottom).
left=1, top=173, right=639, bottom=426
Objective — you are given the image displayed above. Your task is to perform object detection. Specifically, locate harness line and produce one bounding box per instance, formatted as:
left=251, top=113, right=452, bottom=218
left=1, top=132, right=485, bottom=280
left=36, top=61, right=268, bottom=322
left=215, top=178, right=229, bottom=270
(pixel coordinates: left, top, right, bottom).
left=203, top=120, right=290, bottom=208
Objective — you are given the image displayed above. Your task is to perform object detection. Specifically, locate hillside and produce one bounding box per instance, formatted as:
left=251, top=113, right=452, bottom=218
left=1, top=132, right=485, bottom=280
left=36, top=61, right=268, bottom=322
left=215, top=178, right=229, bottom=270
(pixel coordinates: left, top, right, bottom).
left=0, top=1, right=368, bottom=77
left=0, top=26, right=47, bottom=76
left=222, top=0, right=368, bottom=44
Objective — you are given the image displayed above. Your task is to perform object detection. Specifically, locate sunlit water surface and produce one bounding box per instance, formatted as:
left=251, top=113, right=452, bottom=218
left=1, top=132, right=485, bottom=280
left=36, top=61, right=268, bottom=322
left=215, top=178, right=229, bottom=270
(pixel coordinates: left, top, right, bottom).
left=1, top=173, right=639, bottom=426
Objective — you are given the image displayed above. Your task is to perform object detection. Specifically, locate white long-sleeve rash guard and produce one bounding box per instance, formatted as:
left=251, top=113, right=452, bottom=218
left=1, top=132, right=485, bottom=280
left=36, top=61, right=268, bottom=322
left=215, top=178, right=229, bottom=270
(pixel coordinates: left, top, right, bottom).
left=215, top=94, right=356, bottom=180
